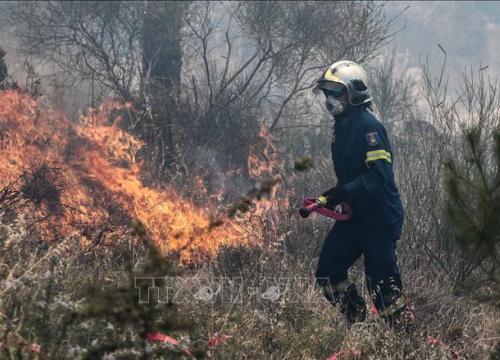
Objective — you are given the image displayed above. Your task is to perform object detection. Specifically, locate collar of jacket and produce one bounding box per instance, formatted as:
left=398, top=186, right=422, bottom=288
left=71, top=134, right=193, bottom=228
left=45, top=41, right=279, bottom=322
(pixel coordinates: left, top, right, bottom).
left=333, top=105, right=363, bottom=128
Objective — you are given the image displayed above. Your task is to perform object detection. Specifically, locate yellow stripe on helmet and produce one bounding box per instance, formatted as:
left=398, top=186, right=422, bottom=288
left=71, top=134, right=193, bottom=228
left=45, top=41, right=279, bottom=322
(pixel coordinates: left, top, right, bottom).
left=365, top=149, right=392, bottom=163
left=323, top=68, right=342, bottom=83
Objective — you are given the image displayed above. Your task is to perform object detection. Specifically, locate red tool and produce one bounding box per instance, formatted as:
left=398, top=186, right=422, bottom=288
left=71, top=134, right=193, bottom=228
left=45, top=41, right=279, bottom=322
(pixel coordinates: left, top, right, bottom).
left=299, top=198, right=353, bottom=221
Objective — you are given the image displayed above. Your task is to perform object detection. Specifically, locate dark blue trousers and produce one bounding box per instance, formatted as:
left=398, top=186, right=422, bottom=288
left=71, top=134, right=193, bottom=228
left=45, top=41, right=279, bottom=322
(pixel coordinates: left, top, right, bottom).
left=316, top=221, right=403, bottom=310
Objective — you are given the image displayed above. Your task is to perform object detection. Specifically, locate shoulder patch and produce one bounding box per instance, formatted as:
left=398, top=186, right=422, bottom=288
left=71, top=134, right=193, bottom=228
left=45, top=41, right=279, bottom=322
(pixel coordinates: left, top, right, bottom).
left=365, top=132, right=380, bottom=147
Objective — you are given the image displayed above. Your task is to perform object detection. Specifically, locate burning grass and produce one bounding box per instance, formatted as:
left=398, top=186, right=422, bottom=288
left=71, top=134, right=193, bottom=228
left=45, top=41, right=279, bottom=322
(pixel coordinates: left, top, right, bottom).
left=0, top=90, right=254, bottom=262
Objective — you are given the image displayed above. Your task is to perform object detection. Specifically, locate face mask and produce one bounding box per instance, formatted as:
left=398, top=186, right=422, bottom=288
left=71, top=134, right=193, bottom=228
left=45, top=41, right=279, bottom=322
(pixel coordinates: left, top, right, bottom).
left=325, top=95, right=347, bottom=116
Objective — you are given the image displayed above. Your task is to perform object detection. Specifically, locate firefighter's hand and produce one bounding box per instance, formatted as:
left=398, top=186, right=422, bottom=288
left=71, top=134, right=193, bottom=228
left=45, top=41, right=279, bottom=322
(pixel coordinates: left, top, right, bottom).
left=321, top=187, right=347, bottom=210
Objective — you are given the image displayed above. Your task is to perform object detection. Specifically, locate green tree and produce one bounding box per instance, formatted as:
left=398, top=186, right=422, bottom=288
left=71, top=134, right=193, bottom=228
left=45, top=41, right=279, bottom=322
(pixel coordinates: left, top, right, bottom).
left=445, top=128, right=500, bottom=308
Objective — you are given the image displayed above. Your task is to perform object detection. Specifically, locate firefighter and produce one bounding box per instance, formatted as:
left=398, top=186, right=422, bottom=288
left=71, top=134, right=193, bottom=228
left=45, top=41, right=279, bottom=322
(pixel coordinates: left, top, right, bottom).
left=311, top=60, right=411, bottom=327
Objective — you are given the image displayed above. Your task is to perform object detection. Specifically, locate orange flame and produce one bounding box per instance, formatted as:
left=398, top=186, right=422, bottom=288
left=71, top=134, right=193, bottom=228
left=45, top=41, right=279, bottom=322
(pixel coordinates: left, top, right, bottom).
left=247, top=127, right=287, bottom=216
left=0, top=91, right=251, bottom=262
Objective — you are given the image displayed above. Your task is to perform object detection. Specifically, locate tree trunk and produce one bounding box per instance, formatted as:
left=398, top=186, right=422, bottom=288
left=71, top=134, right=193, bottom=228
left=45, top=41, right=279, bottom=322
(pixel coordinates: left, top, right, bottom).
left=142, top=1, right=185, bottom=178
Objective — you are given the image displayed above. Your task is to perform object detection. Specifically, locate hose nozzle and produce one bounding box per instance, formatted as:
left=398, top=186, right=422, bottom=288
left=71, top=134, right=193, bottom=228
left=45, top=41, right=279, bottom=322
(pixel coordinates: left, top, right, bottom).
left=299, top=207, right=313, bottom=218
left=299, top=199, right=323, bottom=218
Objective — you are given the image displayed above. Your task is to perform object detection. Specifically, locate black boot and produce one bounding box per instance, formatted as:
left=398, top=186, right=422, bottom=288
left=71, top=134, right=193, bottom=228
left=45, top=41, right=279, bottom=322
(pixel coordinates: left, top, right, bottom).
left=369, top=275, right=415, bottom=332
left=378, top=298, right=415, bottom=333
left=323, top=281, right=367, bottom=325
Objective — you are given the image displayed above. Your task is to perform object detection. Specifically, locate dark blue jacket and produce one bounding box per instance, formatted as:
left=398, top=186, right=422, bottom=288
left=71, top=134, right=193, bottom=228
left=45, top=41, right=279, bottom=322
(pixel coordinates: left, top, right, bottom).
left=332, top=106, right=404, bottom=228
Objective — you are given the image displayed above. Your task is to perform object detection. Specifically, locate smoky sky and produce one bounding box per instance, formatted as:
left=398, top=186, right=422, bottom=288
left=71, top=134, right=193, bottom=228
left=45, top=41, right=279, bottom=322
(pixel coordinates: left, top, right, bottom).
left=2, top=1, right=500, bottom=88
left=385, top=1, right=500, bottom=79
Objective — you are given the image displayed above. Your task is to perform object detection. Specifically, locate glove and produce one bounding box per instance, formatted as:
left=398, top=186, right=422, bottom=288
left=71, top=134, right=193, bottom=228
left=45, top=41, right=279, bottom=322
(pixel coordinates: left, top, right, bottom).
left=319, top=186, right=347, bottom=210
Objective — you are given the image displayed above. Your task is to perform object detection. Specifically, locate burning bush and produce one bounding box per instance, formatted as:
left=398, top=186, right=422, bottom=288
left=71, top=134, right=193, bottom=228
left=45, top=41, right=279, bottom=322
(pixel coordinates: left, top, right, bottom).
left=20, top=164, right=64, bottom=215
left=0, top=90, right=254, bottom=261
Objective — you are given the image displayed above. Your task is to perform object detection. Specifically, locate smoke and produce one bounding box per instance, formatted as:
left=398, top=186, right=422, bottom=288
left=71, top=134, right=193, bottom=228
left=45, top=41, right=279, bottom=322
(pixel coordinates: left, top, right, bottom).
left=385, top=1, right=500, bottom=83
left=0, top=2, right=96, bottom=119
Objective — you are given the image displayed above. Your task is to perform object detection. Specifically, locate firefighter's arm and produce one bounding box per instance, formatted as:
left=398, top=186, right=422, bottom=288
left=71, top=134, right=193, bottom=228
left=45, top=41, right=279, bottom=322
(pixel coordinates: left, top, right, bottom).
left=342, top=127, right=393, bottom=201
left=318, top=186, right=346, bottom=209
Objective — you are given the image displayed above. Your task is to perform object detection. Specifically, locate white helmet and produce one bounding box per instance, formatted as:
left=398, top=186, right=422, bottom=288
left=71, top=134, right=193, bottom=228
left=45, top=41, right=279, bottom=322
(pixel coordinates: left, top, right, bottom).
left=313, top=60, right=372, bottom=106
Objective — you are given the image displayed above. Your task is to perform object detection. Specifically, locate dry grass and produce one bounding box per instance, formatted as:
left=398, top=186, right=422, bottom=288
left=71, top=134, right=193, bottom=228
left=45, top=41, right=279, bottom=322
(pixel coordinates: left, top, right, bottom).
left=0, top=205, right=497, bottom=360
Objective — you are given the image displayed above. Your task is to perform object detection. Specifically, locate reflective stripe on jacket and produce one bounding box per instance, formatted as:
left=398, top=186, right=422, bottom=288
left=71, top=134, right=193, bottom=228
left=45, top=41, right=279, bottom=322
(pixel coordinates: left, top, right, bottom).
left=332, top=106, right=404, bottom=228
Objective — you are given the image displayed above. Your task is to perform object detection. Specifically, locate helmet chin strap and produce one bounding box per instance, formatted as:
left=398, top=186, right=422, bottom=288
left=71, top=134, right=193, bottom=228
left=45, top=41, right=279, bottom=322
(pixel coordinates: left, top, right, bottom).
left=325, top=95, right=347, bottom=117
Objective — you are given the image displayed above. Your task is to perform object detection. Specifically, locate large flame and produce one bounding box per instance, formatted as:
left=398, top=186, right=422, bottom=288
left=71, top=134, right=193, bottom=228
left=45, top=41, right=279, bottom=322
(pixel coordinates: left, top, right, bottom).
left=0, top=91, right=258, bottom=262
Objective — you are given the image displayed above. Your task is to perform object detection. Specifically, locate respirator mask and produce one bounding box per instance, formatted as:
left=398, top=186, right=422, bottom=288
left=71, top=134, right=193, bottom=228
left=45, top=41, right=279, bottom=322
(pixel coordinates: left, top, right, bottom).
left=323, top=87, right=348, bottom=117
